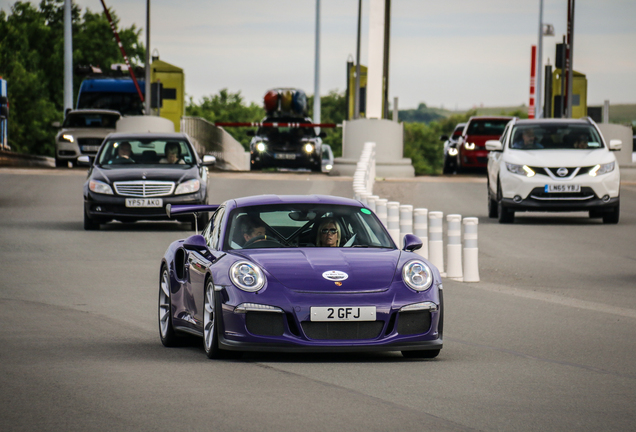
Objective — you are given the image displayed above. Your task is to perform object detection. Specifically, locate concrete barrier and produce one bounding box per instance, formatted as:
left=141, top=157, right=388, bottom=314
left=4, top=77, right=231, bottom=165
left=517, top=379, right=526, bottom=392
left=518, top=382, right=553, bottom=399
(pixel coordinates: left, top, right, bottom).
left=387, top=201, right=400, bottom=245
left=428, top=211, right=444, bottom=273
left=463, top=217, right=480, bottom=282
left=413, top=208, right=429, bottom=259
left=446, top=214, right=463, bottom=279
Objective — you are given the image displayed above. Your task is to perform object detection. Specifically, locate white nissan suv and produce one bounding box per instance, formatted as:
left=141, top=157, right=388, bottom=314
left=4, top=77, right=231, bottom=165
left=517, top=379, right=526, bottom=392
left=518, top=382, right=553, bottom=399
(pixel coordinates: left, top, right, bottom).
left=486, top=118, right=621, bottom=224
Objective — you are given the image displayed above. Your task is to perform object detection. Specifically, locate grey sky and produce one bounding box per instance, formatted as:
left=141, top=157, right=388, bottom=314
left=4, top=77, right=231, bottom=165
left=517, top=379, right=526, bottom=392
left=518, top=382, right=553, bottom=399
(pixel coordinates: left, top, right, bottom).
left=2, top=0, right=635, bottom=109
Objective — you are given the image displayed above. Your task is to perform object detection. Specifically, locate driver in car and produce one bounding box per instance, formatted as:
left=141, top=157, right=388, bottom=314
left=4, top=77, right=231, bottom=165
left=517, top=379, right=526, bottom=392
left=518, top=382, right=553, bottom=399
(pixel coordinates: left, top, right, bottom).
left=109, top=141, right=135, bottom=164
left=512, top=129, right=544, bottom=149
left=242, top=217, right=267, bottom=245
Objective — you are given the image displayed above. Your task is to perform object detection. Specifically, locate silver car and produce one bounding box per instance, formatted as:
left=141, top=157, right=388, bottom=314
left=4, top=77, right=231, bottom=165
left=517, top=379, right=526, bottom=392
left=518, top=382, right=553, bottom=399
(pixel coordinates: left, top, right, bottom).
left=55, top=109, right=120, bottom=167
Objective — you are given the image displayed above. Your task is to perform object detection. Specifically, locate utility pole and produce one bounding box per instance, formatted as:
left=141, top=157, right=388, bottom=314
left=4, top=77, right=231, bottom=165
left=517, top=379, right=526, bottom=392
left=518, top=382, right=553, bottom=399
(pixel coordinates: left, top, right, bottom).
left=64, top=0, right=73, bottom=114
left=354, top=0, right=362, bottom=119
left=313, top=0, right=321, bottom=130
left=145, top=0, right=151, bottom=115
left=535, top=0, right=544, bottom=118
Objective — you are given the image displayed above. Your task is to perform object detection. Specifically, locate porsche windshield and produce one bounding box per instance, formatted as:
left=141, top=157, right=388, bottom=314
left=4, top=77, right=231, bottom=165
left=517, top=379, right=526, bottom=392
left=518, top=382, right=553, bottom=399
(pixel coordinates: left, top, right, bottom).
left=224, top=204, right=395, bottom=250
left=97, top=138, right=195, bottom=167
left=510, top=124, right=604, bottom=150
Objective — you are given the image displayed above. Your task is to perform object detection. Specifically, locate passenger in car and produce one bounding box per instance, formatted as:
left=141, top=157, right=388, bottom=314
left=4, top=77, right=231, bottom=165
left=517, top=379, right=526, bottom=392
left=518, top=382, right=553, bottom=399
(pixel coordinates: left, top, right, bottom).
left=160, top=142, right=185, bottom=164
left=316, top=218, right=341, bottom=247
left=572, top=134, right=590, bottom=149
left=512, top=129, right=544, bottom=149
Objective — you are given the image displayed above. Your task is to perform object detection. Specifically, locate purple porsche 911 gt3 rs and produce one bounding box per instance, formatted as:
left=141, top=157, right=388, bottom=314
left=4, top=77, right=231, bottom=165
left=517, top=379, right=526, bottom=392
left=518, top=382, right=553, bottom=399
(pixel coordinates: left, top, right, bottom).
left=159, top=194, right=443, bottom=359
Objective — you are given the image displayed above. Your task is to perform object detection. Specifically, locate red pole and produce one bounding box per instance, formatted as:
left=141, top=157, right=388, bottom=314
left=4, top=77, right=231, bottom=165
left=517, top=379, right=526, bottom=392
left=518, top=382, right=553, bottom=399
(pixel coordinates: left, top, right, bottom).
left=99, top=0, right=145, bottom=104
left=528, top=45, right=537, bottom=119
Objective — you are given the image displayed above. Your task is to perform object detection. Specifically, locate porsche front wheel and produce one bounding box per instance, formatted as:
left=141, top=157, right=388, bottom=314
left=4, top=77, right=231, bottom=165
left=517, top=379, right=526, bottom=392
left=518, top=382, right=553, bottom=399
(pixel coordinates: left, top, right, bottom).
left=159, top=267, right=180, bottom=347
left=203, top=280, right=222, bottom=359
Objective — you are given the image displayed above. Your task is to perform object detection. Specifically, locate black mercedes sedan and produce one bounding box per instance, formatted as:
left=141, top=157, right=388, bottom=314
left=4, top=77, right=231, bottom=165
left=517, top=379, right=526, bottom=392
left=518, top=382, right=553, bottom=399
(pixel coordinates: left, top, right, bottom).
left=80, top=132, right=216, bottom=230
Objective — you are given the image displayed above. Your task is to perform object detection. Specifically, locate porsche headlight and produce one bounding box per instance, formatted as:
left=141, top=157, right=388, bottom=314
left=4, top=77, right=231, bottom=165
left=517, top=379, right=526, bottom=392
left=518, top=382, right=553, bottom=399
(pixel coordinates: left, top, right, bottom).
left=464, top=142, right=475, bottom=150
left=61, top=134, right=75, bottom=143
left=230, top=261, right=265, bottom=292
left=175, top=179, right=200, bottom=195
left=402, top=260, right=433, bottom=292
left=589, top=162, right=615, bottom=177
left=89, top=179, right=113, bottom=195
left=506, top=163, right=535, bottom=177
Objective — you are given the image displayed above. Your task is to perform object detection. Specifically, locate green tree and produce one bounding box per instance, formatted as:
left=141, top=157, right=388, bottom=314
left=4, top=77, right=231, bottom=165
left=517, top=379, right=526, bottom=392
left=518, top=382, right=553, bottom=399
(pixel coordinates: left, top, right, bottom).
left=0, top=0, right=144, bottom=155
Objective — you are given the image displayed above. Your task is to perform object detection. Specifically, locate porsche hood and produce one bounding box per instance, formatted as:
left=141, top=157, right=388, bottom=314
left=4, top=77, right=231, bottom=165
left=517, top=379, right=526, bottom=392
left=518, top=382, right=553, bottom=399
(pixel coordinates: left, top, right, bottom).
left=236, top=248, right=402, bottom=293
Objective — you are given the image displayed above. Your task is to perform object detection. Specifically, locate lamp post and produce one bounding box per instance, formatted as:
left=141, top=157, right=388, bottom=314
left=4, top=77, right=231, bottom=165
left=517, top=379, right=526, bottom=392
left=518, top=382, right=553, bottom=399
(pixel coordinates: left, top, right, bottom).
left=313, top=0, right=321, bottom=130
left=145, top=0, right=151, bottom=115
left=536, top=0, right=544, bottom=119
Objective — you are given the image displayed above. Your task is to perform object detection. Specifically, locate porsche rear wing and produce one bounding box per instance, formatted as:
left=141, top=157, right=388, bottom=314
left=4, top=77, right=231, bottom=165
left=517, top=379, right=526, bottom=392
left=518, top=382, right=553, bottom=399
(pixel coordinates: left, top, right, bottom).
left=166, top=204, right=220, bottom=218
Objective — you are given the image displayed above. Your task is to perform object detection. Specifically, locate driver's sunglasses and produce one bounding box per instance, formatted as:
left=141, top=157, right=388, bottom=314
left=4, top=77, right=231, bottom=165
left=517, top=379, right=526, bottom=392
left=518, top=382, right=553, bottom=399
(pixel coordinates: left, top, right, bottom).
left=321, top=228, right=337, bottom=235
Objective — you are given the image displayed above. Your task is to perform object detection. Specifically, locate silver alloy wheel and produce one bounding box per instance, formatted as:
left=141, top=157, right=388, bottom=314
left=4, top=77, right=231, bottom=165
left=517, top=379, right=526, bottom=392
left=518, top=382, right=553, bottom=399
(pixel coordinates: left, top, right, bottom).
left=159, top=269, right=171, bottom=338
left=204, top=282, right=215, bottom=352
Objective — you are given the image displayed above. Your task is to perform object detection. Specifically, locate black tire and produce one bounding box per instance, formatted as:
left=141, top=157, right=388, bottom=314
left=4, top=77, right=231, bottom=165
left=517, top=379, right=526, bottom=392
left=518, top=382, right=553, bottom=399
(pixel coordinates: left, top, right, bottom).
left=159, top=267, right=180, bottom=347
left=602, top=202, right=620, bottom=224
left=497, top=180, right=514, bottom=224
left=487, top=181, right=498, bottom=218
left=55, top=157, right=67, bottom=168
left=442, top=157, right=452, bottom=174
left=83, top=209, right=100, bottom=230
left=402, top=349, right=440, bottom=359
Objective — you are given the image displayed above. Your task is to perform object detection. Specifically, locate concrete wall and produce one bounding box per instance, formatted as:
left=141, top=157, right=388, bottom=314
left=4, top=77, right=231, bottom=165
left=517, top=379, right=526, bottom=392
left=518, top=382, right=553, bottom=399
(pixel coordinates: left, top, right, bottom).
left=597, top=123, right=634, bottom=167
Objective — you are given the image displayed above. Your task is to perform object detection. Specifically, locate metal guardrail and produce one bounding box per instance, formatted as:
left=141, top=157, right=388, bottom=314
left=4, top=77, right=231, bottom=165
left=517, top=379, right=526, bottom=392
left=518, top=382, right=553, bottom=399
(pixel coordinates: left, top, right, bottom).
left=181, top=116, right=250, bottom=171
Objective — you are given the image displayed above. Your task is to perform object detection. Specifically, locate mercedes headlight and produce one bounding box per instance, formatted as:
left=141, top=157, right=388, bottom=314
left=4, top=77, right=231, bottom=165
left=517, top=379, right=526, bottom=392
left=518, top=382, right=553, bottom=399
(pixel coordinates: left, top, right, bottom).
left=256, top=142, right=266, bottom=152
left=89, top=179, right=113, bottom=195
left=402, top=260, right=433, bottom=292
left=304, top=143, right=314, bottom=153
left=589, top=162, right=615, bottom=177
left=506, top=163, right=535, bottom=177
left=175, top=179, right=200, bottom=195
left=230, top=261, right=265, bottom=292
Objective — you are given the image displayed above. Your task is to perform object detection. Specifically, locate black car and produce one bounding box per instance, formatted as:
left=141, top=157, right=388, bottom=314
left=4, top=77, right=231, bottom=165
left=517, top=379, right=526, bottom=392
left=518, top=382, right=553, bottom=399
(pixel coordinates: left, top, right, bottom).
left=248, top=116, right=326, bottom=171
left=440, top=123, right=465, bottom=174
left=80, top=132, right=216, bottom=230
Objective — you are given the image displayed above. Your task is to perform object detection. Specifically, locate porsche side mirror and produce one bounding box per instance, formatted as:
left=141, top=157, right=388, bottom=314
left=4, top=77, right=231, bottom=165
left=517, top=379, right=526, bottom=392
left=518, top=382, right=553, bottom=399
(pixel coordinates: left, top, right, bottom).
left=77, top=155, right=91, bottom=166
left=609, top=139, right=622, bottom=151
left=485, top=140, right=503, bottom=151
left=183, top=234, right=208, bottom=250
left=402, top=234, right=422, bottom=252
left=202, top=154, right=216, bottom=166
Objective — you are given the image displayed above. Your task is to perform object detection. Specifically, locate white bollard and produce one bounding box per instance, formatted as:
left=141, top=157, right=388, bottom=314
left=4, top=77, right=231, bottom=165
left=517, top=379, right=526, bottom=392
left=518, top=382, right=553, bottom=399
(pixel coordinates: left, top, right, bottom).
left=399, top=204, right=413, bottom=249
left=446, top=214, right=463, bottom=279
left=359, top=192, right=370, bottom=205
left=463, top=217, right=480, bottom=282
left=387, top=201, right=400, bottom=245
left=375, top=198, right=388, bottom=227
left=367, top=195, right=379, bottom=213
left=413, top=208, right=428, bottom=259
left=428, top=211, right=444, bottom=275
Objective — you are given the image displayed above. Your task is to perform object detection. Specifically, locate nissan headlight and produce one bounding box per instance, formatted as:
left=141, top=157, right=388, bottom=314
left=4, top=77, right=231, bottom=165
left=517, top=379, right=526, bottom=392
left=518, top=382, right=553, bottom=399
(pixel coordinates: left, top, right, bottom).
left=89, top=179, right=113, bottom=195
left=589, top=162, right=615, bottom=177
left=256, top=142, right=266, bottom=152
left=230, top=261, right=265, bottom=292
left=402, top=260, right=433, bottom=292
left=61, top=134, right=75, bottom=143
left=506, top=163, right=535, bottom=177
left=175, top=179, right=200, bottom=195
